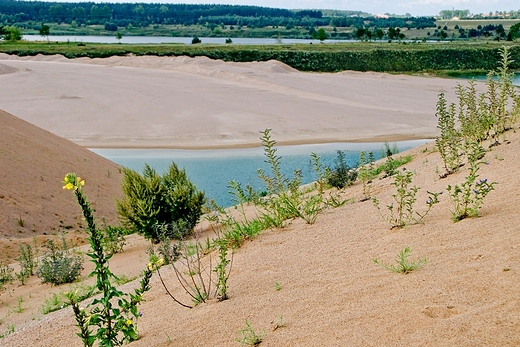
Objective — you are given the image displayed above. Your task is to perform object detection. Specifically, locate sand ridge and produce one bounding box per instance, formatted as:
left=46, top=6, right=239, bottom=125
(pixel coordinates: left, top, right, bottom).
left=0, top=53, right=485, bottom=149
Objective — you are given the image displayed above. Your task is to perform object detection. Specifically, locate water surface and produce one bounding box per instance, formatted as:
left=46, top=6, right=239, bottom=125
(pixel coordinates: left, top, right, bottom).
left=91, top=140, right=429, bottom=207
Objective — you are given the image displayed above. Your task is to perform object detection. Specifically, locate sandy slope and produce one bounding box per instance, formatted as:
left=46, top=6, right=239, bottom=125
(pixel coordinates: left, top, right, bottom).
left=0, top=55, right=518, bottom=346
left=0, top=53, right=485, bottom=149
left=1, top=125, right=519, bottom=346
left=0, top=109, right=122, bottom=261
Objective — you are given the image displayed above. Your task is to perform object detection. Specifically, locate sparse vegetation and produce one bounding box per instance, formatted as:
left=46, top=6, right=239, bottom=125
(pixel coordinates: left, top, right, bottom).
left=237, top=320, right=265, bottom=346
left=15, top=243, right=36, bottom=285
left=372, top=169, right=441, bottom=229
left=373, top=247, right=427, bottom=274
left=36, top=236, right=83, bottom=286
left=0, top=262, right=14, bottom=291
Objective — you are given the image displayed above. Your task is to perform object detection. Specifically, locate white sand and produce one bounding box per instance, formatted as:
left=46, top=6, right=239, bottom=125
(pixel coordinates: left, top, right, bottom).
left=0, top=53, right=478, bottom=149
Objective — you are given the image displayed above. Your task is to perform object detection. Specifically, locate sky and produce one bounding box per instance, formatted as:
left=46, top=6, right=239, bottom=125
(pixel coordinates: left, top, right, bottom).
left=38, top=0, right=519, bottom=17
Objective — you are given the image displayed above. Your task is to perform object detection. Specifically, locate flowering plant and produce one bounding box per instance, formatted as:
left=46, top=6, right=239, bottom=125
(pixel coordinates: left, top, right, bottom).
left=63, top=172, right=156, bottom=346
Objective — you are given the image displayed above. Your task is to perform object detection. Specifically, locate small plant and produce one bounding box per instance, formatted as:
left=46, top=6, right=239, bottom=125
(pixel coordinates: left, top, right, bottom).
left=17, top=216, right=25, bottom=227
left=13, top=296, right=24, bottom=313
left=36, top=236, right=84, bottom=286
left=214, top=240, right=231, bottom=301
left=326, top=150, right=358, bottom=189
left=369, top=154, right=413, bottom=179
left=63, top=173, right=153, bottom=346
left=155, top=235, right=233, bottom=308
left=358, top=150, right=375, bottom=201
left=0, top=261, right=14, bottom=291
left=100, top=225, right=128, bottom=256
left=274, top=282, right=282, bottom=291
left=237, top=320, right=265, bottom=346
left=273, top=315, right=285, bottom=331
left=435, top=92, right=463, bottom=177
left=373, top=169, right=440, bottom=229
left=16, top=243, right=36, bottom=285
left=373, top=247, right=427, bottom=274
left=447, top=143, right=496, bottom=222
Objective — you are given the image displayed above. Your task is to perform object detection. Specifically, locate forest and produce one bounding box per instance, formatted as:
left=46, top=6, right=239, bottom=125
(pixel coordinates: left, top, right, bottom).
left=0, top=1, right=435, bottom=31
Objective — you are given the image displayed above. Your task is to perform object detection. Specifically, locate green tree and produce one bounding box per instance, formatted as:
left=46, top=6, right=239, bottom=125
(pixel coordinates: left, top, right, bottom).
left=375, top=28, right=384, bottom=42
left=509, top=22, right=520, bottom=41
left=316, top=27, right=327, bottom=41
left=117, top=163, right=205, bottom=243
left=115, top=31, right=123, bottom=43
left=39, top=24, right=50, bottom=42
left=3, top=26, right=22, bottom=42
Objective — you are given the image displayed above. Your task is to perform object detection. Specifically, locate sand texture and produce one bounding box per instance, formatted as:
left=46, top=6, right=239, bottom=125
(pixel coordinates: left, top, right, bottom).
left=0, top=53, right=485, bottom=149
left=0, top=54, right=518, bottom=346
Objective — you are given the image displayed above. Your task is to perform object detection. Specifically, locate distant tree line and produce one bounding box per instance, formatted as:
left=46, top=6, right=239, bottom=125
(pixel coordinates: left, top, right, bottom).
left=438, top=9, right=520, bottom=19
left=0, top=0, right=435, bottom=31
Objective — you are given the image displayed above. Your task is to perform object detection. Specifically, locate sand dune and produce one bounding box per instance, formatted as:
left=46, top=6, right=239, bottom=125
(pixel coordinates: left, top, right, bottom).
left=0, top=53, right=482, bottom=149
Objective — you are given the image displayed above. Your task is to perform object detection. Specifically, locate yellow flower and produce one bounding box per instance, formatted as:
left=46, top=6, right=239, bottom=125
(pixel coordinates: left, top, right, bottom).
left=62, top=173, right=85, bottom=191
left=125, top=319, right=132, bottom=326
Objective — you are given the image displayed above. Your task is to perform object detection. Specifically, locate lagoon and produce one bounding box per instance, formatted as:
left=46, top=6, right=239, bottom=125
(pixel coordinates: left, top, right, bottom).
left=91, top=140, right=429, bottom=208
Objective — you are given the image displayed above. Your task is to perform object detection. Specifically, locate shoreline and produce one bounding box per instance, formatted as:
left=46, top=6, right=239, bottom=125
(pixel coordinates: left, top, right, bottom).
left=82, top=135, right=436, bottom=150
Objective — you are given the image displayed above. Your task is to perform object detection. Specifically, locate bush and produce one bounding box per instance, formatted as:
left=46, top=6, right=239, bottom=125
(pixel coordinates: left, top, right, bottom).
left=192, top=36, right=201, bottom=44
left=36, top=237, right=83, bottom=286
left=326, top=150, right=358, bottom=189
left=100, top=225, right=128, bottom=256
left=16, top=243, right=36, bottom=285
left=0, top=261, right=14, bottom=290
left=117, top=163, right=206, bottom=243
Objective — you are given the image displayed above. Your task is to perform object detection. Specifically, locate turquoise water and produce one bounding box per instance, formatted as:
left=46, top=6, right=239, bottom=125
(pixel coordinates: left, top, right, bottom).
left=91, top=140, right=429, bottom=207
left=457, top=73, right=519, bottom=86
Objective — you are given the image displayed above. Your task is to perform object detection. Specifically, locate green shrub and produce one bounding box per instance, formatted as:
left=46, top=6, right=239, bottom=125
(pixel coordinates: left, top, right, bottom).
left=372, top=169, right=440, bottom=229
left=117, top=163, right=206, bottom=243
left=36, top=237, right=83, bottom=286
left=326, top=150, right=358, bottom=189
left=100, top=225, right=128, bottom=256
left=16, top=243, right=36, bottom=285
left=0, top=261, right=14, bottom=290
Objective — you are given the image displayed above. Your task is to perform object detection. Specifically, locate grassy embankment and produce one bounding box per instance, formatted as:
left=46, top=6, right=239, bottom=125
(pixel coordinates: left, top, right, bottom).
left=1, top=40, right=519, bottom=74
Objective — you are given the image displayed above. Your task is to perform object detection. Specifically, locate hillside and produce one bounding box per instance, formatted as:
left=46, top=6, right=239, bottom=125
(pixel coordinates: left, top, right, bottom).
left=1, top=121, right=519, bottom=346
left=0, top=109, right=122, bottom=262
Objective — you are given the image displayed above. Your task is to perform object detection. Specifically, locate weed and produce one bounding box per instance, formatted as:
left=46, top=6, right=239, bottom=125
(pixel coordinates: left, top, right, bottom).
left=372, top=154, right=413, bottom=179
left=237, top=320, right=265, bottom=346
left=326, top=150, right=358, bottom=189
left=13, top=296, right=24, bottom=313
left=36, top=236, right=83, bottom=286
left=17, top=216, right=24, bottom=227
left=100, top=224, right=128, bottom=256
left=436, top=92, right=463, bottom=176
left=373, top=247, right=427, bottom=274
left=63, top=172, right=153, bottom=346
left=16, top=243, right=36, bottom=285
left=0, top=262, right=14, bottom=291
left=358, top=151, right=375, bottom=201
left=274, top=282, right=282, bottom=291
left=447, top=143, right=496, bottom=221
left=214, top=240, right=231, bottom=301
left=373, top=169, right=441, bottom=228
left=154, top=235, right=232, bottom=308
